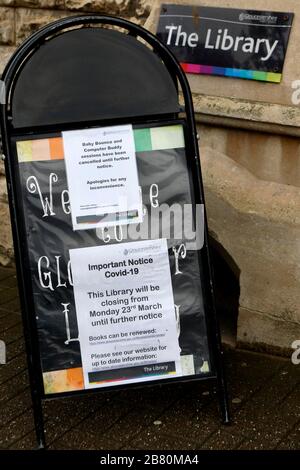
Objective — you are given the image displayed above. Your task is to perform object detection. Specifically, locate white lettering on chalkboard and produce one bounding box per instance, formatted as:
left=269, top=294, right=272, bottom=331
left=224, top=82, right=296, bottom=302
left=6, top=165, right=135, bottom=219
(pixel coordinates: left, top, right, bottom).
left=61, top=189, right=71, bottom=215
left=62, top=303, right=79, bottom=345
left=38, top=255, right=72, bottom=291
left=26, top=173, right=58, bottom=217
left=150, top=184, right=159, bottom=208
left=26, top=173, right=72, bottom=217
left=172, top=244, right=187, bottom=275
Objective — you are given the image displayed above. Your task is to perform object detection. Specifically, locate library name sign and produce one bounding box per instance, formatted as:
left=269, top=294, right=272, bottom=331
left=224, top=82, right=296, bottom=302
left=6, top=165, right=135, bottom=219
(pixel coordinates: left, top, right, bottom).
left=157, top=4, right=294, bottom=83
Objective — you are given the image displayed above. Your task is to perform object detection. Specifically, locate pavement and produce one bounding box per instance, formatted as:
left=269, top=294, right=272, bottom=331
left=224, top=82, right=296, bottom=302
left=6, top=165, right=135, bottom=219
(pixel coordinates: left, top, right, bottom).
left=0, top=265, right=299, bottom=450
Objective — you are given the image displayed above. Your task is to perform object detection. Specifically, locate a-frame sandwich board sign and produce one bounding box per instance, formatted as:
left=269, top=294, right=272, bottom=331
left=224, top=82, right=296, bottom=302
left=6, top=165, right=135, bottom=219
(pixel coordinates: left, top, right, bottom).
left=0, top=15, right=230, bottom=449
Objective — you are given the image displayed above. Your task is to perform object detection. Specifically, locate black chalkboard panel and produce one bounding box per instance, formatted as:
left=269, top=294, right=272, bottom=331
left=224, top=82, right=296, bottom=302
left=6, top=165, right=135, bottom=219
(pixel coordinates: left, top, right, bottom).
left=13, top=121, right=212, bottom=395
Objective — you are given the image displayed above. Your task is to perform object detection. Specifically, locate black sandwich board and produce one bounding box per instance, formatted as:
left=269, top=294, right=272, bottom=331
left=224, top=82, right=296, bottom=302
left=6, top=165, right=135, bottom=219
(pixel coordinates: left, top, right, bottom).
left=0, top=15, right=230, bottom=449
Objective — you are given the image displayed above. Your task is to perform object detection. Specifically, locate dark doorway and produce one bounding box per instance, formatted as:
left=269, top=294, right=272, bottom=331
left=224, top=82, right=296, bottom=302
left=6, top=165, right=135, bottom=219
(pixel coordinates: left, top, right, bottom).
left=209, top=236, right=240, bottom=347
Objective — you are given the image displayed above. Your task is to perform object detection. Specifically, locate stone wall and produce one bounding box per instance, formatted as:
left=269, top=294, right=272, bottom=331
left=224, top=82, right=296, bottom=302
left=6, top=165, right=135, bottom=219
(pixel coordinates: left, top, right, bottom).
left=0, top=1, right=151, bottom=66
left=0, top=1, right=151, bottom=265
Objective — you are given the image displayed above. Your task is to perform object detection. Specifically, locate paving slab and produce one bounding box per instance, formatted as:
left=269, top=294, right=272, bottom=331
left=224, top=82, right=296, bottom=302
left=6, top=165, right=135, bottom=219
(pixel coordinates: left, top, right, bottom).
left=0, top=312, right=21, bottom=333
left=0, top=297, right=21, bottom=314
left=5, top=338, right=25, bottom=362
left=0, top=268, right=16, bottom=282
left=0, top=353, right=27, bottom=385
left=0, top=389, right=32, bottom=427
left=0, top=370, right=29, bottom=405
left=0, top=323, right=23, bottom=345
left=0, top=409, right=35, bottom=449
left=0, top=289, right=19, bottom=308
left=200, top=428, right=246, bottom=450
left=0, top=275, right=18, bottom=289
left=277, top=421, right=300, bottom=450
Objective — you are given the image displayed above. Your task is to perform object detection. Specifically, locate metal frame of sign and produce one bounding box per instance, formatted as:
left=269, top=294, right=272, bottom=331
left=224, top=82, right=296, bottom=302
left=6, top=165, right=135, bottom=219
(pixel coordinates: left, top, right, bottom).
left=0, top=15, right=230, bottom=450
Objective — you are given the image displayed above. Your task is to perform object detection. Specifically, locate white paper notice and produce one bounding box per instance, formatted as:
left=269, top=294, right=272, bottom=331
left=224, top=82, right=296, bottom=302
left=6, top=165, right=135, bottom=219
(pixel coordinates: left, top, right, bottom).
left=62, top=125, right=142, bottom=230
left=70, top=239, right=182, bottom=389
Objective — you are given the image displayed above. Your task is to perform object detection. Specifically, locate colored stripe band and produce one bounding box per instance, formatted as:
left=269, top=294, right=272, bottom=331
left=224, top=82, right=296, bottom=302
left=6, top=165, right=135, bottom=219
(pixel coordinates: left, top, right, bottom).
left=17, top=125, right=185, bottom=163
left=180, top=62, right=282, bottom=83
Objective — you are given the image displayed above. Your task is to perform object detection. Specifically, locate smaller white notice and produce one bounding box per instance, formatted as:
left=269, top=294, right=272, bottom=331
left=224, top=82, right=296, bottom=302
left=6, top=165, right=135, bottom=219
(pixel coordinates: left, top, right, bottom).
left=70, top=238, right=182, bottom=389
left=62, top=125, right=142, bottom=231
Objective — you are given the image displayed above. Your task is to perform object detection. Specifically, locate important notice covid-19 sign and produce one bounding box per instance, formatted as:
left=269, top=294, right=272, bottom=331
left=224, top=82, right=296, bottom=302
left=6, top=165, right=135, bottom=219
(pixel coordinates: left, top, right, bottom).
left=157, top=4, right=294, bottom=83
